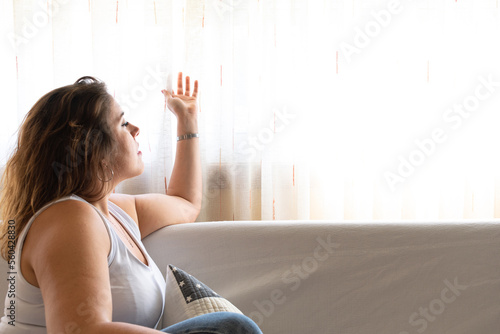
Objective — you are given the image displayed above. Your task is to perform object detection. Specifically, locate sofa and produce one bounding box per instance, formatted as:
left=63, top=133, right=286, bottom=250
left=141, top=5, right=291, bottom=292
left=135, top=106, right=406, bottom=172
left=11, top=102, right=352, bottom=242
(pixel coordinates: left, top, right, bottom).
left=2, top=220, right=500, bottom=333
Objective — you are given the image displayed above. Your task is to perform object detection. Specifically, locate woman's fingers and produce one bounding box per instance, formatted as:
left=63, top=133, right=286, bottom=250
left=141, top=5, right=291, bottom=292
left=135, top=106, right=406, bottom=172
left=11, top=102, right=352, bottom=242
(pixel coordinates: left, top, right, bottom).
left=177, top=72, right=183, bottom=95
left=192, top=80, right=199, bottom=98
left=170, top=72, right=198, bottom=97
left=185, top=76, right=191, bottom=95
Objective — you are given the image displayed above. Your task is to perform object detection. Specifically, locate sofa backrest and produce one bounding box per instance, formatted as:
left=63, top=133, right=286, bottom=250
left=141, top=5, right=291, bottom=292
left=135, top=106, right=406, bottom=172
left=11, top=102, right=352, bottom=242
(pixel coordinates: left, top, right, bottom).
left=142, top=220, right=500, bottom=333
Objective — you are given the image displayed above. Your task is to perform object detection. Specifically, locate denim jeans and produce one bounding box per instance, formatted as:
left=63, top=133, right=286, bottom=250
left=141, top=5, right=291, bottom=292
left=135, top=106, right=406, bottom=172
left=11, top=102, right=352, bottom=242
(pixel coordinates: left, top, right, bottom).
left=160, top=312, right=263, bottom=334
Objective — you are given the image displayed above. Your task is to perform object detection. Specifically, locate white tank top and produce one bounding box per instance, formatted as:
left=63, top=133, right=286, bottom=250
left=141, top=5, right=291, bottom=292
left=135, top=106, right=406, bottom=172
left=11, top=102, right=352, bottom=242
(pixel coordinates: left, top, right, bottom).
left=0, top=194, right=166, bottom=333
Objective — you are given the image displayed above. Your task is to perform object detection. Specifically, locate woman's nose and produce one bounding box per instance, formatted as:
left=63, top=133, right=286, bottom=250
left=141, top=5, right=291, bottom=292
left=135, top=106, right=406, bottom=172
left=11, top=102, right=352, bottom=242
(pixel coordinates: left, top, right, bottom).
left=131, top=123, right=140, bottom=137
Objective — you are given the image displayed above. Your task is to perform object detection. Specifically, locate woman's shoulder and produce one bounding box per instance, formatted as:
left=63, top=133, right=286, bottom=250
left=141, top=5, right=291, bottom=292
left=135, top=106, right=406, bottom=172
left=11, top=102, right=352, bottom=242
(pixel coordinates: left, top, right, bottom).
left=25, top=196, right=109, bottom=247
left=43, top=195, right=96, bottom=212
left=21, top=196, right=111, bottom=287
left=34, top=195, right=99, bottom=223
left=28, top=197, right=108, bottom=244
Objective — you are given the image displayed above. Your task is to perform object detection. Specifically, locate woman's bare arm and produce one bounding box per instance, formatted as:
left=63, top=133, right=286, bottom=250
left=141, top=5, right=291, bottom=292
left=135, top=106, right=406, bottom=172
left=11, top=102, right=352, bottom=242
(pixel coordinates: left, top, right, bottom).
left=23, top=200, right=165, bottom=333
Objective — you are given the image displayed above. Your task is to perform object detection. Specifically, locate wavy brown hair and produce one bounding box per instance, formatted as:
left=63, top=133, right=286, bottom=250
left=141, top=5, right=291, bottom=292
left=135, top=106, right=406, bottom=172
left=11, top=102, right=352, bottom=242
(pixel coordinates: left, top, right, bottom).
left=0, top=77, right=118, bottom=260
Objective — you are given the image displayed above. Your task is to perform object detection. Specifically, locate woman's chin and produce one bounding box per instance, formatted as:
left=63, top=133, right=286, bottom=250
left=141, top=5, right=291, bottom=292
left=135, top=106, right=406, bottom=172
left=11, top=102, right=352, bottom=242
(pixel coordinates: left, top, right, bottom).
left=134, top=164, right=145, bottom=176
left=137, top=161, right=145, bottom=175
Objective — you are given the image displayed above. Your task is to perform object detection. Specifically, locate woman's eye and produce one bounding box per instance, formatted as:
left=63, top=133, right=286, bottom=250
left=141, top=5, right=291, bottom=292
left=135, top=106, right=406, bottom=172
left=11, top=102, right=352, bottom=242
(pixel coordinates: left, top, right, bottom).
left=122, top=121, right=129, bottom=127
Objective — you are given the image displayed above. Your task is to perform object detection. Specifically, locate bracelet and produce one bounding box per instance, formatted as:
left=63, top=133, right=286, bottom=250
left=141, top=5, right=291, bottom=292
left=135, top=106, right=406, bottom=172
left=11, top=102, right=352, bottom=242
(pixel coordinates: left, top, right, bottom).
left=177, top=133, right=199, bottom=141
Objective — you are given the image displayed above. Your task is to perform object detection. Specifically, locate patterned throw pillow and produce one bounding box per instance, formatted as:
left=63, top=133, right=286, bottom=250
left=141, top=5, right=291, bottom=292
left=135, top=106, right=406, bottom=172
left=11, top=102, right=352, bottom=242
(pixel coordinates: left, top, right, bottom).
left=162, top=264, right=243, bottom=327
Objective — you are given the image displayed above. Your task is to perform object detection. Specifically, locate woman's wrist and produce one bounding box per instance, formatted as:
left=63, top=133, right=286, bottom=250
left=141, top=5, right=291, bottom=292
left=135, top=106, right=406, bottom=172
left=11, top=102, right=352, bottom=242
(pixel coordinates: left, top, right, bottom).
left=176, top=116, right=198, bottom=137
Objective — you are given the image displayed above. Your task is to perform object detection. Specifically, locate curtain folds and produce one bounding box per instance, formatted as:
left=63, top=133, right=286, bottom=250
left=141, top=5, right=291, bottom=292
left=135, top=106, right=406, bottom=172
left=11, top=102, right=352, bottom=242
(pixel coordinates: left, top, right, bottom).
left=2, top=0, right=500, bottom=222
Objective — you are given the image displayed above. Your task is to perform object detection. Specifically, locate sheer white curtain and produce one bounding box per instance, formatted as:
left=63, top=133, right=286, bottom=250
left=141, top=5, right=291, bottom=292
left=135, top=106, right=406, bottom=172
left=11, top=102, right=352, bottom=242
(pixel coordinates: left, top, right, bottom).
left=2, top=0, right=500, bottom=222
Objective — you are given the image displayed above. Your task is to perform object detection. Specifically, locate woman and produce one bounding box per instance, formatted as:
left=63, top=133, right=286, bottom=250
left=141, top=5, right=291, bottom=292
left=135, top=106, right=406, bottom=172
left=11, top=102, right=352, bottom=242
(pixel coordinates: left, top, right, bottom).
left=0, top=73, right=262, bottom=334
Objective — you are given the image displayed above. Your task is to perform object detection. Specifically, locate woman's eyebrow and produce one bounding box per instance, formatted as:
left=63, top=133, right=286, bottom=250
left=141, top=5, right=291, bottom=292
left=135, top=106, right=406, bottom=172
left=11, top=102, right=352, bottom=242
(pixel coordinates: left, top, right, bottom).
left=117, top=111, right=125, bottom=121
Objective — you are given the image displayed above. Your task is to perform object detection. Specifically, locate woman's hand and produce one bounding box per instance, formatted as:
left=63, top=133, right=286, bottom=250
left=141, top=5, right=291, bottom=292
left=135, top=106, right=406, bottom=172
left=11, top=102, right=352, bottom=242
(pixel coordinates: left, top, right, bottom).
left=162, top=72, right=199, bottom=119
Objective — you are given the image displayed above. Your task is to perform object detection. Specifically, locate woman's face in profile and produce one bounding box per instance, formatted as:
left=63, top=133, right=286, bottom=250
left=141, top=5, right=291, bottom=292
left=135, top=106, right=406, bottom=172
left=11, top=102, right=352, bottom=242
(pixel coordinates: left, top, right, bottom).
left=109, top=99, right=144, bottom=181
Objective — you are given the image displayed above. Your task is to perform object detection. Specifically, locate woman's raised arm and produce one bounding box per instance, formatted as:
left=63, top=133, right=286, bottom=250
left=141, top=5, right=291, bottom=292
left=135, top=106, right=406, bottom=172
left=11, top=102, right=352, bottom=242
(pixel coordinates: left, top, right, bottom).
left=111, top=72, right=202, bottom=239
